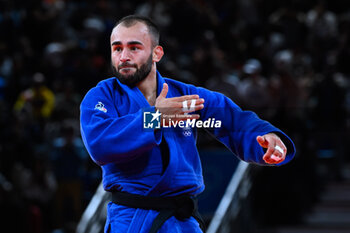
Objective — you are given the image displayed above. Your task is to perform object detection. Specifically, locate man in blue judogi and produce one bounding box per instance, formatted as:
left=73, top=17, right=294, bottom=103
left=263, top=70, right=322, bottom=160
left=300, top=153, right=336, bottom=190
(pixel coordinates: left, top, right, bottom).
left=80, top=15, right=296, bottom=233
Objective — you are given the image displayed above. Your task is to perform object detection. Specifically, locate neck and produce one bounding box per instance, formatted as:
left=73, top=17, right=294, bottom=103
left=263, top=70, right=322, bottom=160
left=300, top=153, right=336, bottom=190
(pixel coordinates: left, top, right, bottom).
left=137, top=67, right=157, bottom=106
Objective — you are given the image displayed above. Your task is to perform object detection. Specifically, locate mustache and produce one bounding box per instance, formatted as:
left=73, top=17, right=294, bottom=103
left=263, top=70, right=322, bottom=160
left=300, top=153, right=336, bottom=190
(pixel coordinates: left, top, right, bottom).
left=118, top=62, right=137, bottom=69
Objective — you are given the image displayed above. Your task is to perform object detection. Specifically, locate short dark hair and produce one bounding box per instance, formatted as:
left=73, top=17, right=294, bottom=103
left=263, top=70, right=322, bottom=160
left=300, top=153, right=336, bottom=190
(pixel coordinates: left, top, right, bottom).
left=115, top=15, right=160, bottom=47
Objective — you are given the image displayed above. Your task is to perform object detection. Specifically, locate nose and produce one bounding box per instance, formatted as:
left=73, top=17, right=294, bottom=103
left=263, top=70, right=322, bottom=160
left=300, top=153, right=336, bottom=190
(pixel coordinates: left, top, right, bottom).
left=120, top=49, right=131, bottom=63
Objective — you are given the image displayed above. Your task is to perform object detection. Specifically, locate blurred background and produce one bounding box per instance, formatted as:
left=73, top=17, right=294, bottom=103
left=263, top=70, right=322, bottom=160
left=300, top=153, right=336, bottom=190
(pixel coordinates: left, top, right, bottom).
left=0, top=0, right=350, bottom=232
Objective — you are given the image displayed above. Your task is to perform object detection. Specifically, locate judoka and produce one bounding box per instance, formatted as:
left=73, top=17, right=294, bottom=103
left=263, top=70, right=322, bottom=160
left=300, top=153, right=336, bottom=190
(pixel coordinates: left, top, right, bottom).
left=80, top=15, right=296, bottom=233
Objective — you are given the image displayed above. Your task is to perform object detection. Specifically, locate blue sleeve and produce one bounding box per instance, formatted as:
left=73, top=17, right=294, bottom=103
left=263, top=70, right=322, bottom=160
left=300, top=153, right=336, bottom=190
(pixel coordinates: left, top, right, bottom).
left=80, top=86, right=162, bottom=166
left=196, top=87, right=295, bottom=166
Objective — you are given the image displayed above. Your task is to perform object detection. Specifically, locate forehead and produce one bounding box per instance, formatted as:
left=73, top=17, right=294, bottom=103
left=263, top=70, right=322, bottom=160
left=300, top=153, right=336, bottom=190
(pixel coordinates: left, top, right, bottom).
left=110, top=22, right=151, bottom=45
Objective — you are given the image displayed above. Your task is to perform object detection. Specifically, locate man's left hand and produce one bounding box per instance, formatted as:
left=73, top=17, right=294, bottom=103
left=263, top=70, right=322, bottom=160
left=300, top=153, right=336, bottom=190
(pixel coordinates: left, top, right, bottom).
left=257, top=133, right=287, bottom=164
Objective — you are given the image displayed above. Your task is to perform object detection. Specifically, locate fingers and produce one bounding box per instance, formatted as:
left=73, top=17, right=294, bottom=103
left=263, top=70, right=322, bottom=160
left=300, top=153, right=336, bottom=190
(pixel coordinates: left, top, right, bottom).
left=263, top=146, right=285, bottom=164
left=157, top=98, right=204, bottom=114
left=171, top=94, right=200, bottom=102
left=155, top=86, right=205, bottom=119
left=257, top=135, right=268, bottom=148
left=168, top=98, right=204, bottom=108
left=263, top=143, right=287, bottom=164
left=162, top=101, right=204, bottom=113
left=156, top=83, right=202, bottom=106
left=183, top=104, right=204, bottom=113
left=181, top=99, right=205, bottom=112
left=257, top=134, right=287, bottom=164
left=159, top=83, right=168, bottom=99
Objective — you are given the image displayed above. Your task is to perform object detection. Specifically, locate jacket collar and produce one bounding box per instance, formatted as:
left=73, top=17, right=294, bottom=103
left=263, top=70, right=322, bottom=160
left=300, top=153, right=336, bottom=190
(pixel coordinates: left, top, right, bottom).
left=115, top=70, right=167, bottom=107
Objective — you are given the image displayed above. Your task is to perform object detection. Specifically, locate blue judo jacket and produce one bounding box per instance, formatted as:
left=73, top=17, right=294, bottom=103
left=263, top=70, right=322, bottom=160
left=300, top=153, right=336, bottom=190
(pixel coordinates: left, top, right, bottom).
left=80, top=71, right=296, bottom=233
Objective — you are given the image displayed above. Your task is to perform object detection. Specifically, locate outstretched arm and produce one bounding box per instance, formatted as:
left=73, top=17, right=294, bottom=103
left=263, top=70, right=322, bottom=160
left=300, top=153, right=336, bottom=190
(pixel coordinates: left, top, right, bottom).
left=193, top=86, right=295, bottom=165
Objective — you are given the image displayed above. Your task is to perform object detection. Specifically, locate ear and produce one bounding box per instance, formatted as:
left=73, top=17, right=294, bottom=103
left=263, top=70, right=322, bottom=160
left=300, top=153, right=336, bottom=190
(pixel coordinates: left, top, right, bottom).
left=152, top=45, right=164, bottom=62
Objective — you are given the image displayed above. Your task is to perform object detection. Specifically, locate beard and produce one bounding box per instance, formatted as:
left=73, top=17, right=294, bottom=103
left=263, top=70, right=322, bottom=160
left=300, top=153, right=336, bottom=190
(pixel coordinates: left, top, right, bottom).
left=112, top=54, right=153, bottom=87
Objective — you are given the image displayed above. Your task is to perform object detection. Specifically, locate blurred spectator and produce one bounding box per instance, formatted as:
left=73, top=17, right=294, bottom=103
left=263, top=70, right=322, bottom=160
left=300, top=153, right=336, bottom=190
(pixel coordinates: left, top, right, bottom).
left=309, top=72, right=347, bottom=180
left=52, top=80, right=81, bottom=121
left=50, top=122, right=89, bottom=230
left=306, top=1, right=339, bottom=71
left=11, top=148, right=57, bottom=233
left=13, top=72, right=55, bottom=120
left=238, top=59, right=270, bottom=116
left=306, top=1, right=338, bottom=41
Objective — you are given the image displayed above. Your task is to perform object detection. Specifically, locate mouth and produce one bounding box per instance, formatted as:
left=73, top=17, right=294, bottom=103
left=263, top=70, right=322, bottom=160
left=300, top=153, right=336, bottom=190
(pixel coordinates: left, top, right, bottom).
left=118, top=64, right=137, bottom=73
left=119, top=69, right=135, bottom=75
left=120, top=66, right=135, bottom=69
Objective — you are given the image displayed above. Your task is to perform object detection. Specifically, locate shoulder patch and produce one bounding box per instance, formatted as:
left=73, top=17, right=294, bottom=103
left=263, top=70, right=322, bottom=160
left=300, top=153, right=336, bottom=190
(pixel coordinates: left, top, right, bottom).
left=95, top=101, right=107, bottom=113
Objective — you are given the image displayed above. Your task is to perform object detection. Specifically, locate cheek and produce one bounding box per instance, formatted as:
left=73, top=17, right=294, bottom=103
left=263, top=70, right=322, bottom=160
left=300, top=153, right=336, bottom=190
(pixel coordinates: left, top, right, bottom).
left=111, top=54, right=119, bottom=65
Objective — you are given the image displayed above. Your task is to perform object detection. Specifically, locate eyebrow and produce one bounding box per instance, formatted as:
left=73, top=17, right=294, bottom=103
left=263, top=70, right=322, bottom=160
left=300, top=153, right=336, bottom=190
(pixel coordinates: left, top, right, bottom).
left=111, top=41, right=143, bottom=46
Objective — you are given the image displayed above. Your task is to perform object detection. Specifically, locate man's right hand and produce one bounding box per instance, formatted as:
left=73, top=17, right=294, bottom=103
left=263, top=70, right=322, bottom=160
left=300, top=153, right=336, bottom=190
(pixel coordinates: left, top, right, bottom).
left=155, top=83, right=205, bottom=125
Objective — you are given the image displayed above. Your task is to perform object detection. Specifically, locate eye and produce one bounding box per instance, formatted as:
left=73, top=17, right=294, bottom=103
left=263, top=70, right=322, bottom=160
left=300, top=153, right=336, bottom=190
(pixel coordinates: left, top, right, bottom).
left=112, top=45, right=122, bottom=52
left=130, top=46, right=139, bottom=51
